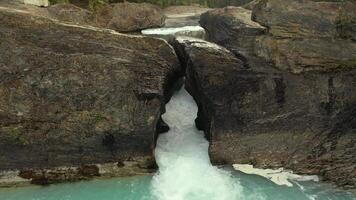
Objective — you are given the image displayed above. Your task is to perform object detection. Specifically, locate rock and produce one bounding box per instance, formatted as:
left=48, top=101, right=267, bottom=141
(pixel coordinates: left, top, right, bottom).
left=251, top=0, right=356, bottom=74
left=95, top=2, right=166, bottom=32
left=170, top=37, right=246, bottom=140
left=199, top=0, right=356, bottom=188
left=47, top=3, right=93, bottom=25
left=0, top=7, right=182, bottom=184
left=172, top=35, right=356, bottom=188
left=200, top=7, right=266, bottom=58
left=255, top=36, right=356, bottom=73
left=163, top=5, right=211, bottom=28
left=78, top=165, right=100, bottom=177
left=252, top=0, right=356, bottom=39
left=24, top=0, right=49, bottom=7
left=201, top=3, right=356, bottom=74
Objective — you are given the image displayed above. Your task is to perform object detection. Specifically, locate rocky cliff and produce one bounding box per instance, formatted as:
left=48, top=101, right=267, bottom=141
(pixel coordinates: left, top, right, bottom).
left=1, top=0, right=356, bottom=189
left=185, top=0, right=356, bottom=188
left=0, top=7, right=182, bottom=185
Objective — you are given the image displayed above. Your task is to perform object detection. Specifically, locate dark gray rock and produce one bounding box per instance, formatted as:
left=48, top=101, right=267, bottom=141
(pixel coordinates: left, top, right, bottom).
left=172, top=36, right=356, bottom=189
left=252, top=0, right=356, bottom=39
left=188, top=1, right=356, bottom=188
left=200, top=6, right=266, bottom=58
left=0, top=8, right=182, bottom=181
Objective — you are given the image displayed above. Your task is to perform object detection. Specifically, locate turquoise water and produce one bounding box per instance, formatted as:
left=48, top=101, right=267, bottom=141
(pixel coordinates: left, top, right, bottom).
left=0, top=173, right=355, bottom=200
left=1, top=88, right=355, bottom=200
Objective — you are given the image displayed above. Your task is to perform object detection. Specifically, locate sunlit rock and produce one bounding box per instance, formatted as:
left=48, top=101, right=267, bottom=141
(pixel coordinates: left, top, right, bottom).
left=233, top=164, right=319, bottom=187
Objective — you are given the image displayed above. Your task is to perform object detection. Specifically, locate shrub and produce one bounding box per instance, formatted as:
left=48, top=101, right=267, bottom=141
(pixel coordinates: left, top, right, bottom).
left=49, top=0, right=70, bottom=4
left=89, top=0, right=109, bottom=11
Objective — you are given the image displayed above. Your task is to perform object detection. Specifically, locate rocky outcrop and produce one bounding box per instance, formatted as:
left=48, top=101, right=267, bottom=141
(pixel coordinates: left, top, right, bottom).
left=95, top=2, right=166, bottom=32
left=195, top=1, right=356, bottom=188
left=252, top=0, right=356, bottom=73
left=200, top=6, right=266, bottom=58
left=0, top=8, right=182, bottom=185
left=48, top=3, right=93, bottom=24
left=163, top=5, right=211, bottom=28
left=252, top=0, right=356, bottom=40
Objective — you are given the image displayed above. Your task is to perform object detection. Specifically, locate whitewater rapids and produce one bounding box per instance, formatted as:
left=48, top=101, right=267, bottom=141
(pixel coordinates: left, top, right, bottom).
left=151, top=88, right=255, bottom=200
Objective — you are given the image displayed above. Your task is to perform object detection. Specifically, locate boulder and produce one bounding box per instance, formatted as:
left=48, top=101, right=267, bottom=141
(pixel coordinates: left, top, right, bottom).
left=0, top=7, right=182, bottom=183
left=196, top=1, right=356, bottom=188
left=95, top=2, right=166, bottom=32
left=252, top=0, right=356, bottom=40
left=251, top=0, right=356, bottom=73
left=255, top=36, right=356, bottom=74
left=47, top=3, right=93, bottom=25
left=163, top=5, right=211, bottom=27
left=200, top=7, right=266, bottom=58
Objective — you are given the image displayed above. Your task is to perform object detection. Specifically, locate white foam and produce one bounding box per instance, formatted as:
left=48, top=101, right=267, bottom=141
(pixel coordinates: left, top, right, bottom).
left=152, top=88, right=244, bottom=200
left=142, top=26, right=204, bottom=35
left=176, top=36, right=233, bottom=53
left=233, top=164, right=319, bottom=187
left=142, top=26, right=206, bottom=39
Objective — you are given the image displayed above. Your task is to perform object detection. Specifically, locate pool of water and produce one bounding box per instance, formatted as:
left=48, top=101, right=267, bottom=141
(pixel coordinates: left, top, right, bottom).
left=0, top=173, right=355, bottom=200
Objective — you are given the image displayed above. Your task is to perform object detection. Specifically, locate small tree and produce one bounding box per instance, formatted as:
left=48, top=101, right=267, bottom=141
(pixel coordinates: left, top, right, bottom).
left=89, top=0, right=109, bottom=11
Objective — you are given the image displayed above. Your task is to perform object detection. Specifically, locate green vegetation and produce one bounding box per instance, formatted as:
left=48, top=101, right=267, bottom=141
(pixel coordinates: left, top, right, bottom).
left=89, top=0, right=109, bottom=11
left=1, top=126, right=30, bottom=146
left=49, top=0, right=70, bottom=4
left=336, top=13, right=356, bottom=40
left=92, top=112, right=107, bottom=123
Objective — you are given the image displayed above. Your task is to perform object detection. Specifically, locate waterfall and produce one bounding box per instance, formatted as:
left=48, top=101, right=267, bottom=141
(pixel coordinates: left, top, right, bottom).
left=151, top=87, right=243, bottom=200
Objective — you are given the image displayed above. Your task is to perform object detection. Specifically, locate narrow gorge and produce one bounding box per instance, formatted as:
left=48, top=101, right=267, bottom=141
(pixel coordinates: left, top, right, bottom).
left=0, top=0, right=355, bottom=199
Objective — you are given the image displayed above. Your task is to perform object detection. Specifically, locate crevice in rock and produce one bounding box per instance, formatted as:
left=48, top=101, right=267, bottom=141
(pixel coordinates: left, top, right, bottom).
left=153, top=48, right=186, bottom=149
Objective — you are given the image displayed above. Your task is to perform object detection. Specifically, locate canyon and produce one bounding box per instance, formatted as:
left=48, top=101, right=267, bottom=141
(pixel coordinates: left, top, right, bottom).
left=0, top=0, right=355, bottom=191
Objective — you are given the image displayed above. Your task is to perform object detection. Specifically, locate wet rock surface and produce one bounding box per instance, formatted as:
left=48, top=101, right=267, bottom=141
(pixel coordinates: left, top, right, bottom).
left=0, top=7, right=181, bottom=184
left=188, top=0, right=356, bottom=188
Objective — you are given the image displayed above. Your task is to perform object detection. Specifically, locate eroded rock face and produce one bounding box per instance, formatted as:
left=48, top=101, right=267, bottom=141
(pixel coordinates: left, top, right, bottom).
left=255, top=36, right=356, bottom=73
left=170, top=37, right=245, bottom=137
left=173, top=36, right=356, bottom=189
left=95, top=2, right=166, bottom=32
left=252, top=0, right=356, bottom=39
left=200, top=7, right=266, bottom=58
left=252, top=0, right=356, bottom=74
left=196, top=1, right=356, bottom=188
left=0, top=8, right=181, bottom=182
